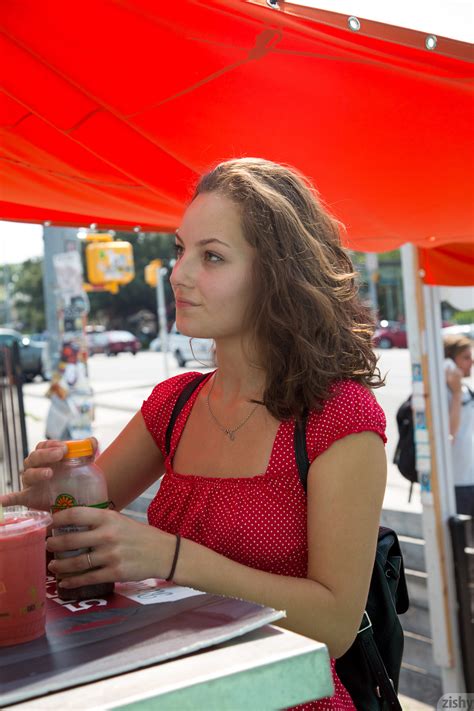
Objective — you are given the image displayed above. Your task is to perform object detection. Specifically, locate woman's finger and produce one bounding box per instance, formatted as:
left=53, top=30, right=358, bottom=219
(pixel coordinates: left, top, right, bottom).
left=21, top=467, right=54, bottom=488
left=48, top=549, right=101, bottom=575
left=36, top=439, right=65, bottom=450
left=46, top=527, right=99, bottom=554
left=23, top=445, right=67, bottom=471
left=55, top=566, right=113, bottom=590
left=51, top=505, right=110, bottom=530
left=0, top=489, right=30, bottom=507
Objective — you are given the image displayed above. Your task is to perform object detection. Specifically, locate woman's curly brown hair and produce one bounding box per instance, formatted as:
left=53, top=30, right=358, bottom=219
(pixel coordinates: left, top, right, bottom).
left=195, top=157, right=384, bottom=420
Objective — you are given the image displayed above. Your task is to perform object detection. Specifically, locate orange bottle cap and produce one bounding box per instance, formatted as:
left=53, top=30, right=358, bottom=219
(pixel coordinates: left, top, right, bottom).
left=64, top=439, right=94, bottom=459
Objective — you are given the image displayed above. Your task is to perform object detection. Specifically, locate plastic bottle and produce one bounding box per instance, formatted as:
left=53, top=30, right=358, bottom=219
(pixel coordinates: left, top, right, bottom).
left=50, top=438, right=114, bottom=601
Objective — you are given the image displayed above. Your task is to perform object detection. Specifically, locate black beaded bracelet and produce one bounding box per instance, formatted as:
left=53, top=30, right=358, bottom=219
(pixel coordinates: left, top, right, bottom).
left=165, top=534, right=181, bottom=582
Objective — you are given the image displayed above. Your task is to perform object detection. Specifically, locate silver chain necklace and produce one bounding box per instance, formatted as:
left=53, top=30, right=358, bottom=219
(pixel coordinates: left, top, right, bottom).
left=206, top=375, right=260, bottom=442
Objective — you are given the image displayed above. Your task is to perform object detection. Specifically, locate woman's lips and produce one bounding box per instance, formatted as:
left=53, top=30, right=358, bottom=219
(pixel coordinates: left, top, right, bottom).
left=176, top=299, right=199, bottom=308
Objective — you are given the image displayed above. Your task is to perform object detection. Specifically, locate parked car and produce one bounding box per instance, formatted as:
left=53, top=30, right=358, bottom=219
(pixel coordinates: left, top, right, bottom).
left=373, top=321, right=407, bottom=349
left=86, top=331, right=108, bottom=355
left=167, top=324, right=214, bottom=367
left=441, top=323, right=474, bottom=341
left=0, top=328, right=46, bottom=380
left=149, top=336, right=161, bottom=352
left=104, top=330, right=141, bottom=356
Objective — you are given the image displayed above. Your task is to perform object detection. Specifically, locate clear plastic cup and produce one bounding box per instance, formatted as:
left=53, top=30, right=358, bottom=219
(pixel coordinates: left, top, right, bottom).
left=0, top=506, right=52, bottom=646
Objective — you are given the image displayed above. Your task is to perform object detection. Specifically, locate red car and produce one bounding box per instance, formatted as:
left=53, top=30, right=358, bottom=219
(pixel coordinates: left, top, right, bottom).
left=373, top=321, right=407, bottom=349
left=104, top=330, right=141, bottom=356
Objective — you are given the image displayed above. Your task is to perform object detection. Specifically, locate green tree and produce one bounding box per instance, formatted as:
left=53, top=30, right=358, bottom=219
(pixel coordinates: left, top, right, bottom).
left=10, top=258, right=46, bottom=332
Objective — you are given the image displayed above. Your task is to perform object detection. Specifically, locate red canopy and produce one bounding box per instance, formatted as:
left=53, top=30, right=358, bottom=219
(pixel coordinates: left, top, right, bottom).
left=1, top=1, right=473, bottom=284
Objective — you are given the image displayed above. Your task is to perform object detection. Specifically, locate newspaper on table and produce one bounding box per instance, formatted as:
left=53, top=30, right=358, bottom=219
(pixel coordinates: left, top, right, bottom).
left=0, top=576, right=285, bottom=707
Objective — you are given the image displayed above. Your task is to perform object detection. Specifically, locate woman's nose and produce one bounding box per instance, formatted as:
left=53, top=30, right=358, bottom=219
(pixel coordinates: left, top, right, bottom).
left=171, top=255, right=194, bottom=288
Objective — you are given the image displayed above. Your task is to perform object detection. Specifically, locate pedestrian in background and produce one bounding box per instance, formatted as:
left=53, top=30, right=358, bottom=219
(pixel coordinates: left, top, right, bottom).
left=443, top=334, right=474, bottom=517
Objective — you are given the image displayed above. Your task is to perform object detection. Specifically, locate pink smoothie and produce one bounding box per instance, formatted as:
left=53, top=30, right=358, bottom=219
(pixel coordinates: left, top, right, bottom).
left=0, top=508, right=52, bottom=646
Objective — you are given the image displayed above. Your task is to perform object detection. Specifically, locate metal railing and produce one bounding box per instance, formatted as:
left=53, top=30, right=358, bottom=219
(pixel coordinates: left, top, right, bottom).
left=0, top=342, right=28, bottom=496
left=448, top=514, right=474, bottom=692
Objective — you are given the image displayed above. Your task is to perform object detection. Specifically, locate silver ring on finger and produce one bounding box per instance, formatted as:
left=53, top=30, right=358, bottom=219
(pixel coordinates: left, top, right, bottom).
left=86, top=551, right=94, bottom=570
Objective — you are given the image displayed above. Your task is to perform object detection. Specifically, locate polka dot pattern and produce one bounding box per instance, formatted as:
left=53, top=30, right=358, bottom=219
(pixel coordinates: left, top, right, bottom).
left=142, top=372, right=387, bottom=710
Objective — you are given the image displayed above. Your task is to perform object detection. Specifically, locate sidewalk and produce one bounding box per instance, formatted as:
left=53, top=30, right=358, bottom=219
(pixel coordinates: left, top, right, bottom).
left=398, top=696, right=434, bottom=710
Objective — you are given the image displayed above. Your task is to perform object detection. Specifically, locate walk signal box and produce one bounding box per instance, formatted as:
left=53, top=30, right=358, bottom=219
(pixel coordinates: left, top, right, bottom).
left=86, top=240, right=134, bottom=286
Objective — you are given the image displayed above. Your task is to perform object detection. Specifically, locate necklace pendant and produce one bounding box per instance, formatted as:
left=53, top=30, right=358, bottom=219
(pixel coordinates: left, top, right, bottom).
left=228, top=430, right=236, bottom=442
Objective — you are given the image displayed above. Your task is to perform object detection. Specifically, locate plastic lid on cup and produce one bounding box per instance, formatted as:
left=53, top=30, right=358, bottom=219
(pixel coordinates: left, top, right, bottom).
left=64, top=439, right=94, bottom=459
left=0, top=507, right=52, bottom=537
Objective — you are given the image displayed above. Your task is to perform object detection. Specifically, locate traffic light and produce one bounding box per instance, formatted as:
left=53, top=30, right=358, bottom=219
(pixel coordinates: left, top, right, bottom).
left=144, top=259, right=163, bottom=287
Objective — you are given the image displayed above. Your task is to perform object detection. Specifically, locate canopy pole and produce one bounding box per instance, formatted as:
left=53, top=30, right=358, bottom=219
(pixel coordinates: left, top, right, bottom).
left=400, top=244, right=465, bottom=692
left=156, top=265, right=169, bottom=380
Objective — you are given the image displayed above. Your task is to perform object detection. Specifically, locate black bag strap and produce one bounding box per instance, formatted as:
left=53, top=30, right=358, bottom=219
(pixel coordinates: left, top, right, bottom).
left=357, top=620, right=403, bottom=709
left=294, top=415, right=310, bottom=492
left=165, top=373, right=210, bottom=455
left=294, top=417, right=403, bottom=711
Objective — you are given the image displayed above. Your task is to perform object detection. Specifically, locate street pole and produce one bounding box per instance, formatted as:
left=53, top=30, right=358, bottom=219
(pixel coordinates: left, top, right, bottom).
left=400, top=244, right=465, bottom=693
left=42, top=227, right=80, bottom=374
left=365, top=252, right=379, bottom=315
left=156, top=266, right=169, bottom=379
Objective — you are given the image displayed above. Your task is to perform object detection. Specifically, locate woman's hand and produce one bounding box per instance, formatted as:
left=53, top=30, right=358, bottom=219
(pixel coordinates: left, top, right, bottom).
left=0, top=438, right=98, bottom=510
left=46, top=506, right=175, bottom=588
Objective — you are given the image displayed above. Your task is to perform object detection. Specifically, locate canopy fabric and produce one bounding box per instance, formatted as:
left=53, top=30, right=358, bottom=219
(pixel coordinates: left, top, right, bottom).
left=1, top=0, right=473, bottom=284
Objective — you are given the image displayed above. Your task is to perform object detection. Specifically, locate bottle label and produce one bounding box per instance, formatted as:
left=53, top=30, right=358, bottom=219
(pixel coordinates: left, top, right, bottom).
left=52, top=494, right=111, bottom=513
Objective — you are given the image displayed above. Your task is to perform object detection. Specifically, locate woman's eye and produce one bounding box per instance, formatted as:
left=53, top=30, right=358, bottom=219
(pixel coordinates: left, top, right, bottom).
left=174, top=244, right=183, bottom=258
left=205, top=251, right=223, bottom=263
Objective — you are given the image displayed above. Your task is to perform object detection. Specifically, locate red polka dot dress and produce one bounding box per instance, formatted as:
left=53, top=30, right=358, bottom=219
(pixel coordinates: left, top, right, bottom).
left=142, top=371, right=387, bottom=710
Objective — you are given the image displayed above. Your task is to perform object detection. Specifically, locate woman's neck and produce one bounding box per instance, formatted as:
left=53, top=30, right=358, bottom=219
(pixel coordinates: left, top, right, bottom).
left=213, top=338, right=265, bottom=403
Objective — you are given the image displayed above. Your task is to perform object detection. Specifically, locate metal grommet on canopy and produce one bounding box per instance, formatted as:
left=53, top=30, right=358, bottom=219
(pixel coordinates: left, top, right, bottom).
left=348, top=16, right=361, bottom=32
left=266, top=0, right=279, bottom=8
left=425, top=35, right=438, bottom=50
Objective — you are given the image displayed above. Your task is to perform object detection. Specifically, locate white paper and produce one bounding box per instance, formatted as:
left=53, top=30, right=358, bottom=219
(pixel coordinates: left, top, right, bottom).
left=115, top=578, right=204, bottom=605
left=53, top=251, right=84, bottom=297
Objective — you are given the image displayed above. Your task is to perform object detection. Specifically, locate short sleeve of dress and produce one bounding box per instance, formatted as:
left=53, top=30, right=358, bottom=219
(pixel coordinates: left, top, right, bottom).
left=306, top=380, right=387, bottom=463
left=141, top=372, right=202, bottom=456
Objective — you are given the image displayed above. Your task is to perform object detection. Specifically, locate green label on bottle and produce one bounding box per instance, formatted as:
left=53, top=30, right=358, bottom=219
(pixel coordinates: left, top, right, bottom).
left=52, top=493, right=77, bottom=512
left=52, top=494, right=111, bottom=513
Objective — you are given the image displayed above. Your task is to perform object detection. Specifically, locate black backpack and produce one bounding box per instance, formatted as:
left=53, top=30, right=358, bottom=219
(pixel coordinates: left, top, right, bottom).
left=166, top=374, right=409, bottom=711
left=394, top=387, right=474, bottom=503
left=393, top=396, right=418, bottom=503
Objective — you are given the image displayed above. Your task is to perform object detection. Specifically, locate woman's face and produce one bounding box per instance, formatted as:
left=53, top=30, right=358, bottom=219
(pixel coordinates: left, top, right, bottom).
left=454, top=346, right=473, bottom=377
left=170, top=191, right=256, bottom=341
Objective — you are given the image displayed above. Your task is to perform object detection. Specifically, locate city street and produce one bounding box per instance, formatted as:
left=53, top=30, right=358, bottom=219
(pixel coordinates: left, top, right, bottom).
left=22, top=346, right=419, bottom=512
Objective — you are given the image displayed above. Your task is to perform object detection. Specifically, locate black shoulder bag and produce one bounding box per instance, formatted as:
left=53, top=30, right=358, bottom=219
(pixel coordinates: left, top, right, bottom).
left=166, top=375, right=409, bottom=711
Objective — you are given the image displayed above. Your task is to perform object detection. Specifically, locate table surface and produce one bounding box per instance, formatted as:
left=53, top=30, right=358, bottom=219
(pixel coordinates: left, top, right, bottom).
left=9, top=625, right=334, bottom=711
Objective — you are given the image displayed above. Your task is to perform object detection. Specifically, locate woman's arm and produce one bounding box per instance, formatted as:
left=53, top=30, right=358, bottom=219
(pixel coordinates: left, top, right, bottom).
left=49, top=430, right=386, bottom=658
left=172, top=430, right=387, bottom=657
left=96, top=412, right=166, bottom=510
left=446, top=369, right=463, bottom=439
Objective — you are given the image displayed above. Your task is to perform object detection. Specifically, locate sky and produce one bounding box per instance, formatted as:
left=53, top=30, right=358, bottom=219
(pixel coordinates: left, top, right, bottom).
left=0, top=221, right=44, bottom=265
left=290, top=0, right=473, bottom=42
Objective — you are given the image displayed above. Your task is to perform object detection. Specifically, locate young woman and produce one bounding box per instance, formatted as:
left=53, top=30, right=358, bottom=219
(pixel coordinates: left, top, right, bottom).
left=443, top=334, right=473, bottom=517
left=4, top=158, right=387, bottom=710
